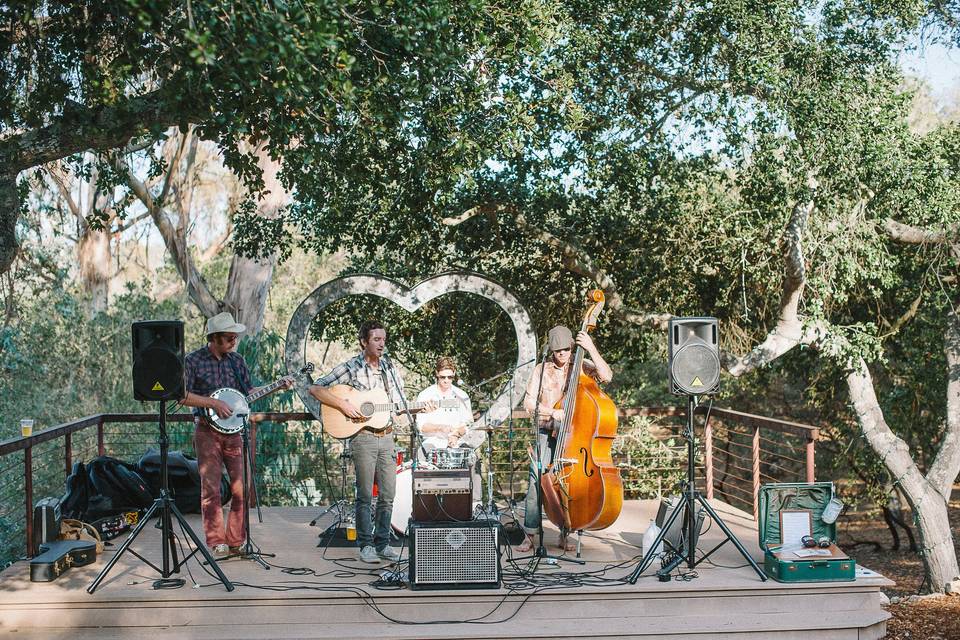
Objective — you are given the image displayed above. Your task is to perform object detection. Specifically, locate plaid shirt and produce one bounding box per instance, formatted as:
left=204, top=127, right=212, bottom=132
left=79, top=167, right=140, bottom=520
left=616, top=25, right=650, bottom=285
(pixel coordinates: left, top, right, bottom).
left=184, top=346, right=253, bottom=416
left=314, top=353, right=407, bottom=422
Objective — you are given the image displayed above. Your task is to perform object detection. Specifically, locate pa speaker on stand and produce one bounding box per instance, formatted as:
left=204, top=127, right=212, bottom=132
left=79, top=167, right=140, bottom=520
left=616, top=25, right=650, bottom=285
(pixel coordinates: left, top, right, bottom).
left=132, top=320, right=185, bottom=401
left=668, top=317, right=720, bottom=396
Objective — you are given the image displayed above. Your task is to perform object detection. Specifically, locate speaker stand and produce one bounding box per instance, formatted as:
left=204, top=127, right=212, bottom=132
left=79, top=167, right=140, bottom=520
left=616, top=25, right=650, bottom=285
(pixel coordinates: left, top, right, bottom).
left=88, top=402, right=233, bottom=593
left=626, top=396, right=766, bottom=584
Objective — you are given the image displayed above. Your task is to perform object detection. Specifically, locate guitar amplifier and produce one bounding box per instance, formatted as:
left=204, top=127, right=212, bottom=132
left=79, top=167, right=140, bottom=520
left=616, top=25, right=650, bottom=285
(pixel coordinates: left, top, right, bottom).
left=412, top=468, right=472, bottom=523
left=409, top=521, right=500, bottom=590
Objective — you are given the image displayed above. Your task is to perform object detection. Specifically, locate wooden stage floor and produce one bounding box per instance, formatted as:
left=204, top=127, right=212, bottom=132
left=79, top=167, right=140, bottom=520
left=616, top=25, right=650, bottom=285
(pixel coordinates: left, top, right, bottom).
left=0, top=500, right=891, bottom=639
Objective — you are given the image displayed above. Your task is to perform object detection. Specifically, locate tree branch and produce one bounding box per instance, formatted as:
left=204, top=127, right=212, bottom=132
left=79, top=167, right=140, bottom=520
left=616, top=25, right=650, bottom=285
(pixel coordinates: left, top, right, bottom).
left=927, top=309, right=960, bottom=498
left=443, top=204, right=671, bottom=328
left=112, top=153, right=220, bottom=317
left=884, top=218, right=959, bottom=245
left=724, top=173, right=819, bottom=376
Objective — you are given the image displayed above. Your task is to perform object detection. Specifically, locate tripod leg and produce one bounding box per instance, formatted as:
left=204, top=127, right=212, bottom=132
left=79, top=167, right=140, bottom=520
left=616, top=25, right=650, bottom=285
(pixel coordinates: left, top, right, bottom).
left=168, top=500, right=235, bottom=591
left=694, top=494, right=767, bottom=581
left=87, top=499, right=162, bottom=593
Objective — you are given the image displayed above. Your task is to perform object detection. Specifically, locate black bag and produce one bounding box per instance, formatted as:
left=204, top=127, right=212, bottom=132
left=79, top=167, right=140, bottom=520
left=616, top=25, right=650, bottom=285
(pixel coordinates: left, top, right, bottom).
left=85, top=456, right=154, bottom=519
left=136, top=448, right=230, bottom=513
left=60, top=461, right=89, bottom=520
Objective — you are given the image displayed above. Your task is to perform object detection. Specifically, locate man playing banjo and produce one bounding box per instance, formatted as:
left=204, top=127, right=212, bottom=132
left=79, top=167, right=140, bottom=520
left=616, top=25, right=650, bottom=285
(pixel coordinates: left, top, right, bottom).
left=182, top=312, right=293, bottom=556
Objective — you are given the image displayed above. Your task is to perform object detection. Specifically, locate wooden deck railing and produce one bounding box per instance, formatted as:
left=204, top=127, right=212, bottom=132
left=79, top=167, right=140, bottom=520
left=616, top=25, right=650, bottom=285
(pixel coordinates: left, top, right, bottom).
left=0, top=406, right=817, bottom=559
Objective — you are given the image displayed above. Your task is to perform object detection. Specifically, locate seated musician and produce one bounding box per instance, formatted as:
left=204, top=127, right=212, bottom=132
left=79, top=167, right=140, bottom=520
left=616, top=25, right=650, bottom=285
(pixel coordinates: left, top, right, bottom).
left=415, top=356, right=481, bottom=502
left=517, top=325, right=613, bottom=553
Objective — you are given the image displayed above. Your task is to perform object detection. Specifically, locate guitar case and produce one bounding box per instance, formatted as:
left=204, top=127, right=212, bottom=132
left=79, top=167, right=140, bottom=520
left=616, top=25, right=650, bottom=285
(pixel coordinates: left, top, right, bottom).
left=29, top=539, right=97, bottom=582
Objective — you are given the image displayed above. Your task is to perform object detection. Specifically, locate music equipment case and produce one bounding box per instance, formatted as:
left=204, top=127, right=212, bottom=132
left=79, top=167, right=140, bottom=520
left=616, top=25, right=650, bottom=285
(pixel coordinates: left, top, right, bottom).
left=758, top=482, right=855, bottom=583
left=408, top=520, right=501, bottom=590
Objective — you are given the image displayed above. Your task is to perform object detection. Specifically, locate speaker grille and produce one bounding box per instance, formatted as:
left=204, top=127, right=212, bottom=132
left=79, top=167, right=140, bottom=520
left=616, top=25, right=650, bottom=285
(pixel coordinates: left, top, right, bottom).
left=670, top=343, right=720, bottom=394
left=411, top=524, right=499, bottom=587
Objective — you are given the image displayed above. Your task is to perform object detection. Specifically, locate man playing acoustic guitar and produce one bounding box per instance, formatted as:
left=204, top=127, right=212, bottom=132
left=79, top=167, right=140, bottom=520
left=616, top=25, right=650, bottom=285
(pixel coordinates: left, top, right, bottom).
left=309, top=319, right=436, bottom=563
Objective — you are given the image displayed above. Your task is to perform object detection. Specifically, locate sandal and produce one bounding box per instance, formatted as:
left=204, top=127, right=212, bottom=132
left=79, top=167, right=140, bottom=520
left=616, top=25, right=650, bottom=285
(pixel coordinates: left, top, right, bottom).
left=515, top=536, right=534, bottom=553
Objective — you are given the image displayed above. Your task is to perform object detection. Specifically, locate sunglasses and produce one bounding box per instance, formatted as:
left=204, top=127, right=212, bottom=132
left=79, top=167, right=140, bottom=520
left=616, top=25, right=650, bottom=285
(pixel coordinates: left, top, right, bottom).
left=554, top=348, right=571, bottom=353
left=437, top=374, right=455, bottom=380
left=220, top=334, right=239, bottom=344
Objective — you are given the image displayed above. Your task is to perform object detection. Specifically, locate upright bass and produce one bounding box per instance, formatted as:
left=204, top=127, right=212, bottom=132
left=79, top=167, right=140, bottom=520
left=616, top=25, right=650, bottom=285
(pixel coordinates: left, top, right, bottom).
left=541, top=290, right=624, bottom=532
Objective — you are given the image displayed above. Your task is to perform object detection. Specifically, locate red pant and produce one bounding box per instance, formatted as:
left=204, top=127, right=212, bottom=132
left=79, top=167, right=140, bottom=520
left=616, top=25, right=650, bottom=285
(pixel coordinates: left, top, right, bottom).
left=194, top=421, right=255, bottom=548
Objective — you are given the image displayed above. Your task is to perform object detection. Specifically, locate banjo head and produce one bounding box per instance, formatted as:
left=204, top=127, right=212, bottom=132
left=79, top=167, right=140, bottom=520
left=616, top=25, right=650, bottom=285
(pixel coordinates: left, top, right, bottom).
left=208, top=387, right=250, bottom=434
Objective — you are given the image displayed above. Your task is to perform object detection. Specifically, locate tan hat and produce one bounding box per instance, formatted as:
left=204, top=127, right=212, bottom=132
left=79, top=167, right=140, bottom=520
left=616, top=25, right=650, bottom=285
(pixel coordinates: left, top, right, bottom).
left=206, top=311, right=245, bottom=336
left=548, top=325, right=574, bottom=352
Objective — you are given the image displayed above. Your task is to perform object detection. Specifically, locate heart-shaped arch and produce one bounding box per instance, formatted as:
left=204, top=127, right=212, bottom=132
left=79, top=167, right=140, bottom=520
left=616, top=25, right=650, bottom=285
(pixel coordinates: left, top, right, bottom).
left=284, top=271, right=538, bottom=435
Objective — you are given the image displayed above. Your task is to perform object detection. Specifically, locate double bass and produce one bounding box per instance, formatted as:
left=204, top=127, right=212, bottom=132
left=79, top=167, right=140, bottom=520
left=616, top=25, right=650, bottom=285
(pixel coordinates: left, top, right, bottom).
left=541, top=290, right=624, bottom=532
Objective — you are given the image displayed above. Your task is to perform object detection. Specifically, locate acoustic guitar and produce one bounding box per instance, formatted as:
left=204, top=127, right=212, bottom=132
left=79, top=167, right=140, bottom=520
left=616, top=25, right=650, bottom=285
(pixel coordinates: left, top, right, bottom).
left=320, top=384, right=461, bottom=439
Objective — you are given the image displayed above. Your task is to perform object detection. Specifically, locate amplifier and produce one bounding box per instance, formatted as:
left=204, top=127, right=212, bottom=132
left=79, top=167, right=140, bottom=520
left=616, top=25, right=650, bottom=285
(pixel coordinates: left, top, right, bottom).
left=413, top=468, right=471, bottom=494
left=412, top=468, right=472, bottom=522
left=409, top=521, right=500, bottom=590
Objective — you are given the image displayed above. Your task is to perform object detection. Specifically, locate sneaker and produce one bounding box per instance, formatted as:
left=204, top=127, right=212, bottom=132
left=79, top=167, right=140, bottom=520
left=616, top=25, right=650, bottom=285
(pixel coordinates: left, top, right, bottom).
left=212, top=543, right=230, bottom=557
left=358, top=545, right=380, bottom=564
left=377, top=545, right=401, bottom=561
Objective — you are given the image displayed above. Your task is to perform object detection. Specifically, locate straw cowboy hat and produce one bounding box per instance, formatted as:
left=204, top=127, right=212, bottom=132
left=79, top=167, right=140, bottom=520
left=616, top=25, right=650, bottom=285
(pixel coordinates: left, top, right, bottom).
left=205, top=311, right=246, bottom=336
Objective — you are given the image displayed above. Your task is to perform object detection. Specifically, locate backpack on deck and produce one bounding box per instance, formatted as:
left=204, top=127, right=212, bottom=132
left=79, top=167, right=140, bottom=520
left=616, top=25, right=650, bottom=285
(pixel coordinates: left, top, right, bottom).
left=84, top=456, right=154, bottom=519
left=136, top=448, right=231, bottom=513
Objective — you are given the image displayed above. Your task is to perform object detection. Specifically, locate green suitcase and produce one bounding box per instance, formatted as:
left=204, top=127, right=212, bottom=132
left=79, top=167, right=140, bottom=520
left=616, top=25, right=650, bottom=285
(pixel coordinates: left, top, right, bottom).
left=758, top=482, right=856, bottom=583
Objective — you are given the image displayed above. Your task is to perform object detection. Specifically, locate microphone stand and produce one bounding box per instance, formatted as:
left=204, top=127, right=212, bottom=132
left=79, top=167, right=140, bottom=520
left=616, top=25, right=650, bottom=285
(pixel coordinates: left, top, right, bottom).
left=382, top=353, right=416, bottom=549
left=223, top=413, right=274, bottom=569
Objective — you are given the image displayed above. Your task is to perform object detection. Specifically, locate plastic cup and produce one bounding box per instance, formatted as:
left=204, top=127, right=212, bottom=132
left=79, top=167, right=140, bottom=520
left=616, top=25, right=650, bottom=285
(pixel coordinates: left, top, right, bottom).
left=20, top=419, right=34, bottom=437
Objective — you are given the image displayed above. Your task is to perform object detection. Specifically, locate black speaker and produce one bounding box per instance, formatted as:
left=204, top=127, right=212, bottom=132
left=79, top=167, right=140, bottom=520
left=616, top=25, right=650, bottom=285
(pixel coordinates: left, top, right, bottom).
left=132, top=320, right=185, bottom=401
left=668, top=317, right=720, bottom=395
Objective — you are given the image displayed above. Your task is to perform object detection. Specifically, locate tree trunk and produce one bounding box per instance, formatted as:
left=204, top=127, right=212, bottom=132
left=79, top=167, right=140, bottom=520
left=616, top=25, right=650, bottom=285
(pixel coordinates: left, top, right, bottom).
left=224, top=255, right=274, bottom=336
left=77, top=228, right=111, bottom=314
left=222, top=142, right=284, bottom=337
left=846, top=363, right=960, bottom=593
left=0, top=172, right=18, bottom=273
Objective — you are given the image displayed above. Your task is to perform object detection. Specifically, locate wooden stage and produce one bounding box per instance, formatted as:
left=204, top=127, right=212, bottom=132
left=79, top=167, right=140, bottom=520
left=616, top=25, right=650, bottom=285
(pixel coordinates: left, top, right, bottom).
left=0, top=500, right=891, bottom=639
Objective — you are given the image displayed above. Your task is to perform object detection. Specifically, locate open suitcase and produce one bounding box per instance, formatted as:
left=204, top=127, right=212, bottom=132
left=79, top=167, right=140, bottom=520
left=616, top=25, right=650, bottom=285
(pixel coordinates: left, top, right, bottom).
left=758, top=482, right=855, bottom=583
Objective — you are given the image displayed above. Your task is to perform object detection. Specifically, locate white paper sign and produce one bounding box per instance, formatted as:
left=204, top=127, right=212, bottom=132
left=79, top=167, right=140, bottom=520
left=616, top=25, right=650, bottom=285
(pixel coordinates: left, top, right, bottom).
left=780, top=510, right=812, bottom=547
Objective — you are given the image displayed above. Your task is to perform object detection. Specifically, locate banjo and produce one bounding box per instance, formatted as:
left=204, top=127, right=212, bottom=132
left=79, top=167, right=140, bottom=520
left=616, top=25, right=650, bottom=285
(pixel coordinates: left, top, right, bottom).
left=207, top=363, right=314, bottom=434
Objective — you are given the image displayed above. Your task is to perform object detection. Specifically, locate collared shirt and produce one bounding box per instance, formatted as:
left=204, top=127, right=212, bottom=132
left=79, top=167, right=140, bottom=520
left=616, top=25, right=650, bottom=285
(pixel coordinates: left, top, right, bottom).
left=184, top=346, right=253, bottom=417
left=523, top=358, right=600, bottom=427
left=314, top=353, right=407, bottom=423
left=415, top=383, right=473, bottom=449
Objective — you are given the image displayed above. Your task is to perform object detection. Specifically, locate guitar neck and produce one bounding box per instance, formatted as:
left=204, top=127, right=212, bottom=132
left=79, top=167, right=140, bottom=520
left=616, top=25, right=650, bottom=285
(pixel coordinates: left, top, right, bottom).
left=246, top=378, right=286, bottom=405
left=369, top=399, right=459, bottom=414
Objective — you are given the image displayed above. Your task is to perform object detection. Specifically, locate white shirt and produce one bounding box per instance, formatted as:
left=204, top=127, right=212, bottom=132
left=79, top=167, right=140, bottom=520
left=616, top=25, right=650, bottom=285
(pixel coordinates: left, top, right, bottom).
left=416, top=383, right=473, bottom=449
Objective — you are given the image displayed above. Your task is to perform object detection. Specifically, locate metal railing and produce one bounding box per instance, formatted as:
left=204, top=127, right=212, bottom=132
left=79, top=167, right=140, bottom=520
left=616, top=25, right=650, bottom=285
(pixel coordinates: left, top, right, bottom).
left=0, top=405, right=817, bottom=561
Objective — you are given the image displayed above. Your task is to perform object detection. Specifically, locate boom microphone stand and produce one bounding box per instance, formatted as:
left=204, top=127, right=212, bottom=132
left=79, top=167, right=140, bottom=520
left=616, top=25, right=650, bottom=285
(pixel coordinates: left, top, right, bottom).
left=223, top=414, right=274, bottom=569
left=626, top=395, right=766, bottom=583
left=89, top=402, right=234, bottom=593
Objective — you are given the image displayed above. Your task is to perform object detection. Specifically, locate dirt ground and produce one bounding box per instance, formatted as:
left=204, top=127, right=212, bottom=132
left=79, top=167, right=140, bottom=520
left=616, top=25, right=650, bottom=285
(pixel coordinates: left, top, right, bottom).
left=836, top=484, right=960, bottom=640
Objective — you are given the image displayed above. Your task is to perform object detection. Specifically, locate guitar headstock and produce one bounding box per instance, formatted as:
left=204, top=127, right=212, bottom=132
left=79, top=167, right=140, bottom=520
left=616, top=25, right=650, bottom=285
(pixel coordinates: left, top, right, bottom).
left=581, top=289, right=605, bottom=333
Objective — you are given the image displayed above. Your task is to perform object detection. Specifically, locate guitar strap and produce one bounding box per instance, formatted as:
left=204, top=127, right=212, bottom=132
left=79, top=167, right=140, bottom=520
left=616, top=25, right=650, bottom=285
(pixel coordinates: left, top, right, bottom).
left=225, top=353, right=248, bottom=395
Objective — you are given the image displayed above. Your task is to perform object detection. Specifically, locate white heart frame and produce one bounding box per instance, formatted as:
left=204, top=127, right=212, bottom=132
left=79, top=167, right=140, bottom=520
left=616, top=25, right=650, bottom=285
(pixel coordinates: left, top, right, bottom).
left=284, top=271, right=538, bottom=433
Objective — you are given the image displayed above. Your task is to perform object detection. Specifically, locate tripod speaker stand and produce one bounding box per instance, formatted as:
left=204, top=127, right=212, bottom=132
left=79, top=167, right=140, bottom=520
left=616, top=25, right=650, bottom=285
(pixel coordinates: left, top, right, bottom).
left=626, top=395, right=766, bottom=583
left=88, top=402, right=234, bottom=593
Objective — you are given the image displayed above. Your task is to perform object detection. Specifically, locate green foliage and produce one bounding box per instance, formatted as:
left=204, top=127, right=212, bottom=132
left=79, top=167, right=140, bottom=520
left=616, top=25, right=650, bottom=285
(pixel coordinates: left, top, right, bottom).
left=0, top=284, right=185, bottom=436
